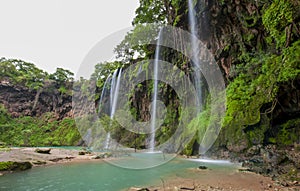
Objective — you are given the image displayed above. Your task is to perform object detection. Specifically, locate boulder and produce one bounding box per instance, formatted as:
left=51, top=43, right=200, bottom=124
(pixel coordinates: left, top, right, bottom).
left=78, top=150, right=91, bottom=155
left=246, top=145, right=261, bottom=157
left=0, top=161, right=32, bottom=171
left=198, top=165, right=208, bottom=170
left=32, top=160, right=47, bottom=165
left=35, top=148, right=51, bottom=154
left=0, top=141, right=7, bottom=148
left=91, top=155, right=101, bottom=159
left=91, top=152, right=112, bottom=159
left=128, top=187, right=150, bottom=191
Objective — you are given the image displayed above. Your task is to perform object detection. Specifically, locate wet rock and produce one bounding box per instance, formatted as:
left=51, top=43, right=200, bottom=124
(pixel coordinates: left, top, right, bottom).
left=91, top=155, right=101, bottom=159
left=180, top=186, right=196, bottom=190
left=49, top=158, right=64, bottom=162
left=32, top=160, right=47, bottom=165
left=78, top=151, right=91, bottom=155
left=0, top=161, right=32, bottom=171
left=246, top=145, right=261, bottom=157
left=227, top=139, right=248, bottom=152
left=198, top=165, right=208, bottom=170
left=35, top=148, right=51, bottom=154
left=65, top=156, right=75, bottom=160
left=92, top=152, right=112, bottom=159
left=128, top=187, right=150, bottom=191
left=238, top=168, right=251, bottom=172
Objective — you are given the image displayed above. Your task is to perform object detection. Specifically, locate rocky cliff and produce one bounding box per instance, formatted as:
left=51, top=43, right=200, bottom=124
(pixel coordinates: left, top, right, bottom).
left=0, top=80, right=72, bottom=120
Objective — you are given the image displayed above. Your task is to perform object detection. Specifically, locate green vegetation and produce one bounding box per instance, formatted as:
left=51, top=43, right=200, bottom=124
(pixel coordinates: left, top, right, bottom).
left=0, top=58, right=78, bottom=147
left=222, top=0, right=300, bottom=148
left=0, top=0, right=299, bottom=154
left=0, top=161, right=32, bottom=171
left=93, top=0, right=300, bottom=152
left=267, top=118, right=300, bottom=146
left=0, top=58, right=74, bottom=94
left=0, top=109, right=80, bottom=146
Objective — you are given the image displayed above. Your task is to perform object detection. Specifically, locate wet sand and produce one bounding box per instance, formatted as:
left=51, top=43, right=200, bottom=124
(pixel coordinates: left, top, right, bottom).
left=129, top=170, right=299, bottom=191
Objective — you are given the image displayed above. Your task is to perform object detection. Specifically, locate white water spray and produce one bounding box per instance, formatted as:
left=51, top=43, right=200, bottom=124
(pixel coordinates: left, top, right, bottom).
left=100, top=68, right=122, bottom=150
left=149, top=29, right=163, bottom=152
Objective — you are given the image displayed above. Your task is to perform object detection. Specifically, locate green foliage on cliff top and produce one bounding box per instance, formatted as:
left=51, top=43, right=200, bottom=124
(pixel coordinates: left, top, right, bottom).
left=0, top=58, right=74, bottom=94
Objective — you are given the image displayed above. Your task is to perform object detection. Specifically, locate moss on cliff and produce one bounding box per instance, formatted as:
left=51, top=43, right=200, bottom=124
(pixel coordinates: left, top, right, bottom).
left=0, top=111, right=81, bottom=147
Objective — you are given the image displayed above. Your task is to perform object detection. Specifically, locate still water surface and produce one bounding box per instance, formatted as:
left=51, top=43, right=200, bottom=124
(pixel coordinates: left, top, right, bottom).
left=0, top=157, right=235, bottom=191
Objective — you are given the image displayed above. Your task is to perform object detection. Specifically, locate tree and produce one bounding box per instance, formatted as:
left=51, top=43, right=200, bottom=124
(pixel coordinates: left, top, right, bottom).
left=0, top=58, right=19, bottom=82
left=49, top=68, right=74, bottom=83
left=15, top=61, right=48, bottom=90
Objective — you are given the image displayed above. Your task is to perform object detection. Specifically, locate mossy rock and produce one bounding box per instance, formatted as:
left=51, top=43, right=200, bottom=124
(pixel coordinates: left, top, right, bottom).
left=0, top=161, right=32, bottom=171
left=0, top=141, right=7, bottom=148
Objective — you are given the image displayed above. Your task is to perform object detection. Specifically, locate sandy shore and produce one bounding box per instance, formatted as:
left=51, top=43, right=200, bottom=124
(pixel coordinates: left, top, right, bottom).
left=142, top=171, right=285, bottom=191
left=128, top=170, right=299, bottom=191
left=0, top=147, right=107, bottom=172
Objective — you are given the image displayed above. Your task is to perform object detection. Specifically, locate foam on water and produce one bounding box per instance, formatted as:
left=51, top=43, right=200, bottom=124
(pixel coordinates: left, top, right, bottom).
left=186, top=158, right=232, bottom=164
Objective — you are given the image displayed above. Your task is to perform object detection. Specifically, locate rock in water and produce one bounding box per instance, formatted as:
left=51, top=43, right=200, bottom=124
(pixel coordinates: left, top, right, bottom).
left=128, top=187, right=150, bottom=191
left=198, top=165, right=208, bottom=170
left=35, top=148, right=51, bottom=154
left=0, top=161, right=32, bottom=171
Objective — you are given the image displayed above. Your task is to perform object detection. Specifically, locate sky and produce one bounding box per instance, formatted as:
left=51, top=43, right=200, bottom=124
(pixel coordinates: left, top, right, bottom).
left=0, top=0, right=139, bottom=74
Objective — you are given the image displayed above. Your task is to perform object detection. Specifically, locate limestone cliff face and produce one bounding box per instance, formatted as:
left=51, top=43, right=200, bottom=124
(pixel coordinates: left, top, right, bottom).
left=0, top=81, right=72, bottom=119
left=195, top=0, right=300, bottom=142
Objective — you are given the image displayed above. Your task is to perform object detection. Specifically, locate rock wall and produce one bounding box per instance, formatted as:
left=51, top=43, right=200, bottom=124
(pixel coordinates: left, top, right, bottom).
left=0, top=81, right=72, bottom=119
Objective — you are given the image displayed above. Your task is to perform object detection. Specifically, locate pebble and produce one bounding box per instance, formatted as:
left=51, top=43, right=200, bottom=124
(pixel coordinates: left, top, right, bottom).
left=292, top=181, right=298, bottom=185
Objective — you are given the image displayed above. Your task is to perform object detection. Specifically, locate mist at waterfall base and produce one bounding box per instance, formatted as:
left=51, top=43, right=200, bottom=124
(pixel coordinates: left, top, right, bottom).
left=97, top=62, right=176, bottom=169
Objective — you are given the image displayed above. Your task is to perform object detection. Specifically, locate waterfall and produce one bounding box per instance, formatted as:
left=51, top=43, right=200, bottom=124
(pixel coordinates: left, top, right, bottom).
left=110, top=68, right=122, bottom=120
left=188, top=0, right=202, bottom=112
left=98, top=68, right=122, bottom=150
left=98, top=74, right=112, bottom=116
left=149, top=29, right=163, bottom=152
left=188, top=0, right=205, bottom=156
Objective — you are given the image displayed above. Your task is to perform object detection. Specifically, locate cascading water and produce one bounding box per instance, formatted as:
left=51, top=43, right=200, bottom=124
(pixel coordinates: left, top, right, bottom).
left=188, top=0, right=202, bottom=112
left=98, top=75, right=112, bottom=116
left=98, top=68, right=122, bottom=150
left=149, top=29, right=163, bottom=152
left=188, top=0, right=205, bottom=155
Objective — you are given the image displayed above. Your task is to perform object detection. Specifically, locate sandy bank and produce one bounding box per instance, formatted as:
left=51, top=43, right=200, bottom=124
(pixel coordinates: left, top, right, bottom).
left=0, top=147, right=109, bottom=174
